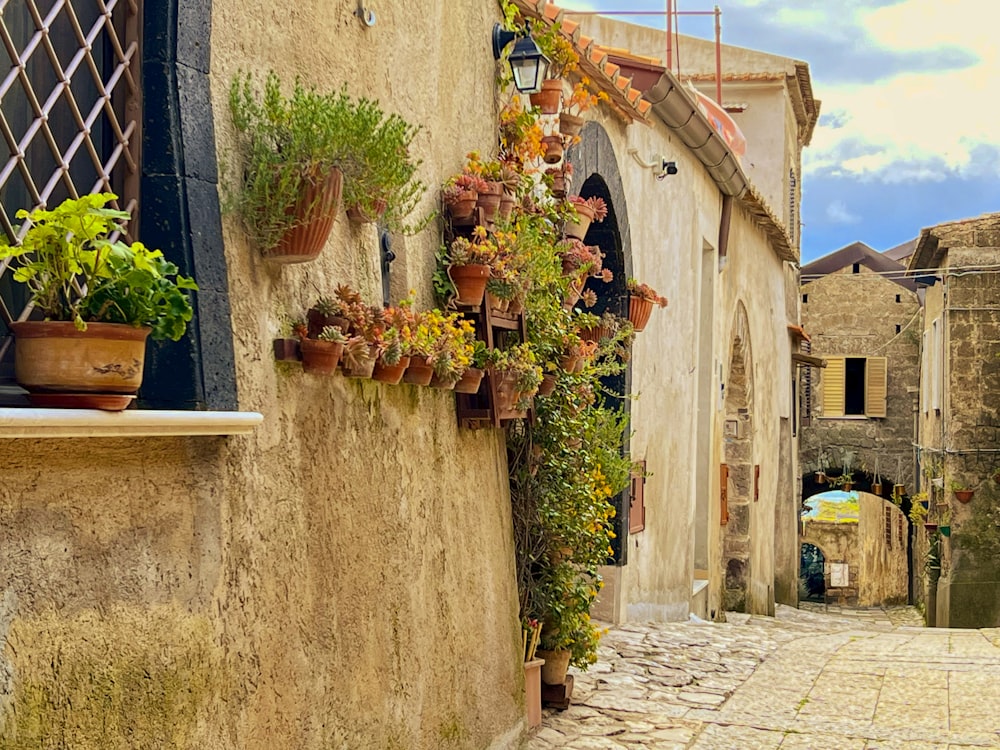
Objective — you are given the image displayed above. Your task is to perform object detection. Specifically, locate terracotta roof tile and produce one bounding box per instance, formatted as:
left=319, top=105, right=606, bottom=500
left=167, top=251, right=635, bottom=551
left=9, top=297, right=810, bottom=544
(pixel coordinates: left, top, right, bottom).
left=511, top=0, right=652, bottom=124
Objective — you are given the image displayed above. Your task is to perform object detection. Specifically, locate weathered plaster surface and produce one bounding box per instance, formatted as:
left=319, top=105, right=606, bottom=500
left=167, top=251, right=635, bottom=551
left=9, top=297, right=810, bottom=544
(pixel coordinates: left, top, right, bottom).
left=1, top=1, right=524, bottom=747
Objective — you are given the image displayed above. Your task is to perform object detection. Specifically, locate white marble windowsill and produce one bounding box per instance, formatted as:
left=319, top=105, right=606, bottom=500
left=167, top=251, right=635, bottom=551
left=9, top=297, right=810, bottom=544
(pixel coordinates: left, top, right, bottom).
left=0, top=408, right=263, bottom=439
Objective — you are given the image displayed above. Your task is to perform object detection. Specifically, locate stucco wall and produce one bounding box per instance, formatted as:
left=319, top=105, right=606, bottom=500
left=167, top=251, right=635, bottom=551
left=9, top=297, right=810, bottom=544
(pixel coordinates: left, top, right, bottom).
left=858, top=494, right=909, bottom=606
left=0, top=2, right=525, bottom=748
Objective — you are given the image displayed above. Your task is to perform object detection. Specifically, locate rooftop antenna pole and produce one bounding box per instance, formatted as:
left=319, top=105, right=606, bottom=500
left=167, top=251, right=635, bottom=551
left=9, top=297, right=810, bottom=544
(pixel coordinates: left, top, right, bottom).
left=666, top=0, right=673, bottom=72
left=714, top=5, right=722, bottom=103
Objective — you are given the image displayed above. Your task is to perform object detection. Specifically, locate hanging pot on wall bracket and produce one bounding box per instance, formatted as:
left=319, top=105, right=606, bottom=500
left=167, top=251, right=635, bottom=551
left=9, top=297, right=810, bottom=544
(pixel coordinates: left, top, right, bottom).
left=529, top=79, right=563, bottom=114
left=264, top=167, right=343, bottom=264
left=954, top=488, right=975, bottom=504
left=541, top=135, right=564, bottom=164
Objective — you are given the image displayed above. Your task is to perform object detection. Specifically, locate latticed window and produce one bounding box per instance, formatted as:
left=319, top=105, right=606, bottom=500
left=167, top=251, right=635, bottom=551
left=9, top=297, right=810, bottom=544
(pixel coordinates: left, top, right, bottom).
left=0, top=0, right=141, bottom=389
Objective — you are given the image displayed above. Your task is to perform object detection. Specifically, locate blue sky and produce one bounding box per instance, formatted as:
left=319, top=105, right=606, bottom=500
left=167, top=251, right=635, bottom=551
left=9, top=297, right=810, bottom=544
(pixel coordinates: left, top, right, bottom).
left=558, top=0, right=1000, bottom=262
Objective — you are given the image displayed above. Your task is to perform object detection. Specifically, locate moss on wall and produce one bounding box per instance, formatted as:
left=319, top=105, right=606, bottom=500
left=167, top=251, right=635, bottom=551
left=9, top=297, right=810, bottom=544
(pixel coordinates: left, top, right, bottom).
left=1, top=606, right=226, bottom=750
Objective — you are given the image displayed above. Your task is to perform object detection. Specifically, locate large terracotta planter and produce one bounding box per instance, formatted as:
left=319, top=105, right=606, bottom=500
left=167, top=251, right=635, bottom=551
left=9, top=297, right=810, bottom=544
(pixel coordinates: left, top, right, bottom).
left=454, top=367, right=484, bottom=394
left=564, top=202, right=595, bottom=240
left=536, top=648, right=571, bottom=686
left=299, top=338, right=344, bottom=375
left=11, top=321, right=150, bottom=398
left=529, top=79, right=563, bottom=114
left=559, top=112, right=585, bottom=138
left=955, top=489, right=975, bottom=504
left=448, top=264, right=490, bottom=306
left=629, top=295, right=655, bottom=332
left=372, top=355, right=410, bottom=385
left=265, top=168, right=343, bottom=264
left=524, top=659, right=545, bottom=728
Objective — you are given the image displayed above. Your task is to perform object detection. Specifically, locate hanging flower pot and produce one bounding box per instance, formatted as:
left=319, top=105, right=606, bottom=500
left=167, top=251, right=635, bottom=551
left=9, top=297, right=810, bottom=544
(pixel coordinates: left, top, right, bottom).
left=558, top=112, right=585, bottom=139
left=372, top=355, right=411, bottom=385
left=498, top=193, right=517, bottom=221
left=476, top=181, right=503, bottom=223
left=265, top=168, right=343, bottom=264
left=559, top=354, right=580, bottom=373
left=815, top=471, right=827, bottom=484
left=954, top=488, right=975, bottom=504
left=940, top=525, right=952, bottom=537
left=629, top=295, right=655, bottom=332
left=299, top=338, right=344, bottom=375
left=872, top=483, right=883, bottom=496
left=346, top=198, right=387, bottom=224
left=541, top=135, right=564, bottom=165
left=454, top=367, right=485, bottom=394
left=403, top=358, right=435, bottom=386
left=529, top=79, right=563, bottom=114
left=563, top=202, right=595, bottom=240
left=448, top=264, right=490, bottom=306
left=445, top=189, right=478, bottom=224
left=894, top=483, right=906, bottom=496
left=537, top=373, right=557, bottom=397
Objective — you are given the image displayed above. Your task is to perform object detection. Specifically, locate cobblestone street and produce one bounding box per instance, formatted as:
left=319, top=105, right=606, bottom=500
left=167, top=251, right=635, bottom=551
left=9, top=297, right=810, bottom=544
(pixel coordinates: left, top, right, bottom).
left=529, top=605, right=1000, bottom=749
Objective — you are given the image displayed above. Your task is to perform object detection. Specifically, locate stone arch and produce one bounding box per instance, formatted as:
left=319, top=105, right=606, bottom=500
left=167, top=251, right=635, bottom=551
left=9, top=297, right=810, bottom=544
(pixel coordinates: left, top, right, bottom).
left=722, top=302, right=754, bottom=612
left=566, top=122, right=633, bottom=563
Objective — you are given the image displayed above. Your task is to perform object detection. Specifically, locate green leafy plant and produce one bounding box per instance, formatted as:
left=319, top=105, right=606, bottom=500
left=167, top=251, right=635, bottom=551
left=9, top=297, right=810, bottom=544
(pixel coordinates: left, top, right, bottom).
left=0, top=193, right=197, bottom=340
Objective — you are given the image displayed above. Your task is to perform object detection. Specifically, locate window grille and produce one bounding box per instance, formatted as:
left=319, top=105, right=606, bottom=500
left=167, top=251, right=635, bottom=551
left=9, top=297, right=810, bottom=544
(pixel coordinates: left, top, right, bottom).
left=884, top=506, right=892, bottom=549
left=0, top=0, right=140, bottom=381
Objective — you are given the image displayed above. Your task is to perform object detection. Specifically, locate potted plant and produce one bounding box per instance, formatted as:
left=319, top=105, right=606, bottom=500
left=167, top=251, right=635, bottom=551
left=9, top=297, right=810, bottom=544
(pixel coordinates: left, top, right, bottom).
left=455, top=340, right=489, bottom=395
left=0, top=193, right=197, bottom=409
left=564, top=195, right=607, bottom=240
left=499, top=95, right=545, bottom=167
left=488, top=343, right=542, bottom=414
left=559, top=77, right=607, bottom=141
left=229, top=72, right=352, bottom=263
left=372, top=301, right=416, bottom=385
left=428, top=314, right=476, bottom=390
left=442, top=173, right=488, bottom=225
left=626, top=279, right=668, bottom=333
left=951, top=480, right=975, bottom=503
left=297, top=323, right=347, bottom=375
left=437, top=230, right=497, bottom=307
left=528, top=22, right=579, bottom=114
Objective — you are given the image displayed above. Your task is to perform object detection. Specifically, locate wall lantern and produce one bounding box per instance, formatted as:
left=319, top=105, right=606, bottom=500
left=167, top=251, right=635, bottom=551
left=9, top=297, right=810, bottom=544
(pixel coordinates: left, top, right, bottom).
left=492, top=23, right=550, bottom=94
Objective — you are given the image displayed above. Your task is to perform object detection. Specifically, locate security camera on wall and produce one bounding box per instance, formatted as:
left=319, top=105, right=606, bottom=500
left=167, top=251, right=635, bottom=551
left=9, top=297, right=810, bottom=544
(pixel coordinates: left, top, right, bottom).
left=659, top=159, right=678, bottom=178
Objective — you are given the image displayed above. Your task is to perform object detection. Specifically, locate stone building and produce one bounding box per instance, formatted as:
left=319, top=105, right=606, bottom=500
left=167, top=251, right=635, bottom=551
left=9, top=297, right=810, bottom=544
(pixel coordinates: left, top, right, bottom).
left=0, top=0, right=817, bottom=746
left=909, top=212, right=1000, bottom=628
left=801, top=490, right=909, bottom=606
left=799, top=242, right=922, bottom=502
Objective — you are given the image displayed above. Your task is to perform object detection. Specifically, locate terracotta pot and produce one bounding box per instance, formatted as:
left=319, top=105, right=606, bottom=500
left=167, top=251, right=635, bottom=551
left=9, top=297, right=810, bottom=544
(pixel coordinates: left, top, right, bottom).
left=843, top=482, right=854, bottom=491
left=265, top=168, right=343, bottom=264
left=454, top=367, right=485, bottom=394
left=537, top=373, right=557, bottom=397
left=498, top=193, right=517, bottom=221
left=372, top=355, right=411, bottom=385
left=872, top=483, right=883, bottom=496
left=342, top=344, right=378, bottom=378
left=536, top=648, right=571, bottom=686
left=507, top=296, right=525, bottom=315
left=11, top=321, right=150, bottom=397
left=815, top=472, right=827, bottom=484
left=559, top=354, right=580, bottom=373
left=445, top=189, right=478, bottom=224
left=403, top=358, right=434, bottom=386
left=487, top=292, right=511, bottom=313
left=559, top=112, right=584, bottom=138
left=307, top=311, right=349, bottom=339
left=477, top=181, right=503, bottom=224
left=448, top=264, right=490, bottom=306
left=273, top=338, right=300, bottom=362
left=564, top=202, right=595, bottom=240
left=524, top=659, right=545, bottom=728
left=346, top=198, right=387, bottom=224
left=894, top=484, right=906, bottom=496
left=955, top=489, right=975, bottom=504
left=629, top=295, right=655, bottom=332
left=529, top=79, right=563, bottom=114
left=299, top=338, right=344, bottom=375
left=563, top=281, right=583, bottom=310
left=541, top=135, right=564, bottom=164
left=493, top=369, right=522, bottom=412
left=550, top=173, right=567, bottom=198
left=429, top=372, right=458, bottom=390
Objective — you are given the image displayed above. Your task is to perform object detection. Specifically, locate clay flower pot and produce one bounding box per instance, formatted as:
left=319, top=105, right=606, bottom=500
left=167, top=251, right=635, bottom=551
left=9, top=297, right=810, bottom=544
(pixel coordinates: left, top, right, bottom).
left=529, top=79, right=563, bottom=114
left=342, top=344, right=378, bottom=378
left=537, top=373, right=557, bottom=397
left=564, top=202, right=595, bottom=240
left=403, top=358, right=435, bottom=386
left=559, top=112, right=584, bottom=139
left=454, top=367, right=485, bottom=394
left=629, top=295, right=655, bottom=332
left=372, top=355, right=411, bottom=385
left=536, top=648, right=571, bottom=685
left=299, top=338, right=344, bottom=375
left=265, top=168, right=343, bottom=264
left=498, top=193, right=517, bottom=221
left=445, top=189, right=478, bottom=224
left=954, top=489, right=975, bottom=503
left=448, top=264, right=490, bottom=306
left=541, top=135, right=564, bottom=164
left=476, top=181, right=503, bottom=224
left=346, top=197, right=387, bottom=224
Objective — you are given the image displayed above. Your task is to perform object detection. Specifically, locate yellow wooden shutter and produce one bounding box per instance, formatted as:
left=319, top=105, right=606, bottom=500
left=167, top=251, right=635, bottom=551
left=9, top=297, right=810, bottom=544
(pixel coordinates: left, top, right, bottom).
left=822, top=357, right=845, bottom=416
left=865, top=356, right=887, bottom=417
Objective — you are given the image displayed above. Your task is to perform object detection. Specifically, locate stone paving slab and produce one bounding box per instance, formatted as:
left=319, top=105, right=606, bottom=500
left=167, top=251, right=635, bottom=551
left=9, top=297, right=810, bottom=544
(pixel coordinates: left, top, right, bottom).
left=526, top=604, right=1000, bottom=749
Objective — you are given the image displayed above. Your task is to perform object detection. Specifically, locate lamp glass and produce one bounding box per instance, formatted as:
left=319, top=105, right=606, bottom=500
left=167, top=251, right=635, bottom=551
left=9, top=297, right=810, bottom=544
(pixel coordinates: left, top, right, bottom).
left=508, top=37, right=550, bottom=94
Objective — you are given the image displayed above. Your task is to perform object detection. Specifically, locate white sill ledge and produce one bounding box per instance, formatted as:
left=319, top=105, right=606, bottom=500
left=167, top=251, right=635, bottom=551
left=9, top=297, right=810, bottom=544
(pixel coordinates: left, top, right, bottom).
left=0, top=408, right=263, bottom=439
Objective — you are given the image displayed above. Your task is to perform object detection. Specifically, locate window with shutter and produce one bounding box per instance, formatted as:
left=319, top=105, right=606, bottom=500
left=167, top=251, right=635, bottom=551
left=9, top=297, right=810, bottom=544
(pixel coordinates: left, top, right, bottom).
left=921, top=331, right=929, bottom=414
left=865, top=357, right=887, bottom=418
left=822, top=357, right=846, bottom=416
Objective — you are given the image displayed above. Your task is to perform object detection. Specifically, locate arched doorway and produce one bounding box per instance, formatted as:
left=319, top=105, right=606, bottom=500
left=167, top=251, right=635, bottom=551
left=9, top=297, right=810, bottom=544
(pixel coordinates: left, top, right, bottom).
left=568, top=123, right=633, bottom=564
left=722, top=303, right=754, bottom=612
left=800, top=542, right=826, bottom=602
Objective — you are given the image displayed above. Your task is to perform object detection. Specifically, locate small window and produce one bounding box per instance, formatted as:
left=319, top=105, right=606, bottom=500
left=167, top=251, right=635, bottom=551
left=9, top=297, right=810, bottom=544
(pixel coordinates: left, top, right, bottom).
left=852, top=262, right=861, bottom=274
left=802, top=294, right=808, bottom=304
left=896, top=325, right=901, bottom=334
left=895, top=294, right=901, bottom=303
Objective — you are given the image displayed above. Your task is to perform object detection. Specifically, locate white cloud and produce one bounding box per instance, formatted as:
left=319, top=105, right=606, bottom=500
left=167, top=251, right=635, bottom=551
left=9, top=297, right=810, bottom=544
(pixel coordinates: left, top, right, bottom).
left=826, top=200, right=860, bottom=225
left=804, top=0, right=1000, bottom=183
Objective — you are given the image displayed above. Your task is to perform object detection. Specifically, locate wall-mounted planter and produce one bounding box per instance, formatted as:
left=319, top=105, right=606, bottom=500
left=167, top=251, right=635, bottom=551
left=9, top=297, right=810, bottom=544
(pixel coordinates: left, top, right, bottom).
left=940, top=525, right=952, bottom=537
left=954, top=489, right=975, bottom=504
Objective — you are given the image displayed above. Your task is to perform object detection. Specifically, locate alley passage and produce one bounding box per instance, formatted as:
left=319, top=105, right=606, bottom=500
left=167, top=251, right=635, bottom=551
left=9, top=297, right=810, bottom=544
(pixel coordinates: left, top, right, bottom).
left=529, top=605, right=1000, bottom=749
